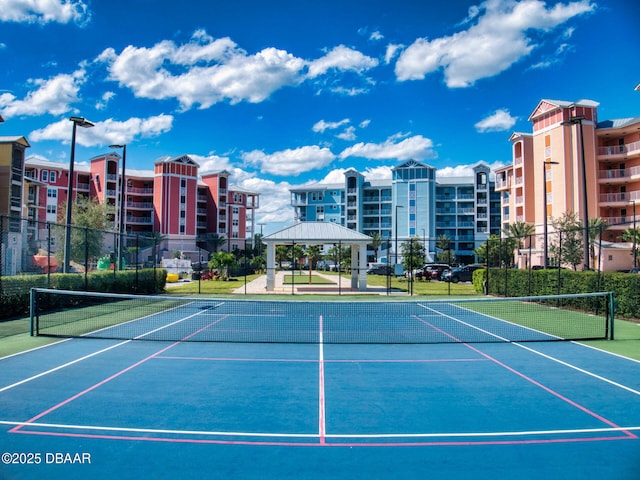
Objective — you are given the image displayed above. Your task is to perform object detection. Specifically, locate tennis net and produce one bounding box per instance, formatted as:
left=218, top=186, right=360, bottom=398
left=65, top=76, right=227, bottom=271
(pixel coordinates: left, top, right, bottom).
left=30, top=288, right=614, bottom=344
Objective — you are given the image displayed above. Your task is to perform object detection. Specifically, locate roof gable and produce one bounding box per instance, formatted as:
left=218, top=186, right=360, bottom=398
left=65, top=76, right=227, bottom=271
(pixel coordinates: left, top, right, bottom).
left=263, top=222, right=372, bottom=244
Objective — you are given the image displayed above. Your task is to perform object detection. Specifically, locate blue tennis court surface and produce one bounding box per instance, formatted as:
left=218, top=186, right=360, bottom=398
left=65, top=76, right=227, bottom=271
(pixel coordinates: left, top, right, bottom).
left=2, top=296, right=640, bottom=479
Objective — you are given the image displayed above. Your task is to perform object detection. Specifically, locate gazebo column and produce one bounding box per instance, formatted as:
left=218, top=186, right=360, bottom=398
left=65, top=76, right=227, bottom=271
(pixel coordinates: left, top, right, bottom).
left=266, top=243, right=276, bottom=291
left=358, top=243, right=367, bottom=291
left=350, top=244, right=358, bottom=289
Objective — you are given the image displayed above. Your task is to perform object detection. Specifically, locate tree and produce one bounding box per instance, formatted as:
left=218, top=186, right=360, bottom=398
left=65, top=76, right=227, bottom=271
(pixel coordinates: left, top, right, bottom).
left=326, top=244, right=350, bottom=271
left=435, top=234, right=456, bottom=264
left=368, top=232, right=382, bottom=262
left=208, top=251, right=236, bottom=280
left=474, top=235, right=517, bottom=267
left=504, top=221, right=535, bottom=267
left=55, top=197, right=112, bottom=267
left=550, top=212, right=583, bottom=270
left=622, top=226, right=640, bottom=267
left=305, top=245, right=322, bottom=283
left=588, top=217, right=608, bottom=270
left=400, top=238, right=425, bottom=275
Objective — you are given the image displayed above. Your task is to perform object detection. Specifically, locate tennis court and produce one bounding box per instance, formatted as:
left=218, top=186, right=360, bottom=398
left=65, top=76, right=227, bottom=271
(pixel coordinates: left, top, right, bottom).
left=1, top=289, right=640, bottom=479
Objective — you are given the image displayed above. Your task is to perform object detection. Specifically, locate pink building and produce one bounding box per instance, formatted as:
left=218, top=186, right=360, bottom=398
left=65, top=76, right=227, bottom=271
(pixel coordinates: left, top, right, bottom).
left=23, top=153, right=258, bottom=261
left=496, top=99, right=640, bottom=271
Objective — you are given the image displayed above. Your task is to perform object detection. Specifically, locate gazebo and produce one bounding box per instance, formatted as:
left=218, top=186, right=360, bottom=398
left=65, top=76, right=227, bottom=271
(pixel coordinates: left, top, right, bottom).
left=262, top=222, right=372, bottom=292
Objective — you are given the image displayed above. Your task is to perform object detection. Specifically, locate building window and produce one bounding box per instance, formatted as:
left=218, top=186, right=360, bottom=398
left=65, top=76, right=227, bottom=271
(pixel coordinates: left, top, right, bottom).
left=180, top=225, right=185, bottom=234
left=46, top=205, right=57, bottom=215
left=41, top=170, right=48, bottom=182
left=50, top=171, right=56, bottom=183
left=47, top=188, right=57, bottom=198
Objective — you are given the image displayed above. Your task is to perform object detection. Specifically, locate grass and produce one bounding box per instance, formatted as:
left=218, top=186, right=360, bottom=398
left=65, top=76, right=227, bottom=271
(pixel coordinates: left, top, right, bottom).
left=283, top=273, right=335, bottom=285
left=166, top=273, right=263, bottom=295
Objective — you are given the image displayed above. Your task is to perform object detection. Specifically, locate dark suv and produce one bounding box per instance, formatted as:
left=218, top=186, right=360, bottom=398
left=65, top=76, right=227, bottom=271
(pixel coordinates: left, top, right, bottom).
left=442, top=264, right=484, bottom=283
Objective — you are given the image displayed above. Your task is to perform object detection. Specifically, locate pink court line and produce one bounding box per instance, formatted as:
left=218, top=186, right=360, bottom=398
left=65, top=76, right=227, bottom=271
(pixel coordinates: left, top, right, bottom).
left=318, top=314, right=326, bottom=445
left=154, top=355, right=489, bottom=364
left=11, top=427, right=636, bottom=448
left=415, top=316, right=638, bottom=440
left=9, top=316, right=229, bottom=434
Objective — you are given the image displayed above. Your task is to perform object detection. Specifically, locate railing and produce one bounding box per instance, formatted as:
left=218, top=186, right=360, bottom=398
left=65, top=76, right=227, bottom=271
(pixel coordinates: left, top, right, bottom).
left=598, top=166, right=640, bottom=180
left=598, top=140, right=640, bottom=157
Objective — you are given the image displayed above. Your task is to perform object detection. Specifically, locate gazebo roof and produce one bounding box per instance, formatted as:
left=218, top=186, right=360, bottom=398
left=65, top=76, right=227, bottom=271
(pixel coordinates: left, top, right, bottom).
left=263, top=222, right=371, bottom=244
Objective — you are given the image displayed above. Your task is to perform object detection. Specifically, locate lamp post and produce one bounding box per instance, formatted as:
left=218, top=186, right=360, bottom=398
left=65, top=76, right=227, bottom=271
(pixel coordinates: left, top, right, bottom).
left=63, top=116, right=94, bottom=273
left=394, top=205, right=403, bottom=267
left=634, top=200, right=637, bottom=269
left=542, top=160, right=558, bottom=268
left=562, top=115, right=589, bottom=270
left=0, top=115, right=4, bottom=123
left=109, top=144, right=127, bottom=270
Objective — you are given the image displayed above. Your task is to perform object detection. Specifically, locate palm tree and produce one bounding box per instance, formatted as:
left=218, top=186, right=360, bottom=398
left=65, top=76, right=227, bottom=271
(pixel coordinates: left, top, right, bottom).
left=588, top=217, right=608, bottom=270
left=621, top=226, right=640, bottom=268
left=504, top=221, right=535, bottom=268
left=369, top=232, right=382, bottom=262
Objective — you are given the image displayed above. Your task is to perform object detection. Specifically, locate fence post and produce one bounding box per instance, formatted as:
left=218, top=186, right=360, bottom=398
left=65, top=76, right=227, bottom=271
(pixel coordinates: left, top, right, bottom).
left=84, top=227, right=89, bottom=290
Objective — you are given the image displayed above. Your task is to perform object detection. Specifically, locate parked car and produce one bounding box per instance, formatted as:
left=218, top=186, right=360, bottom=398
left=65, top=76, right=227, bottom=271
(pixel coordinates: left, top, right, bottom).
left=442, top=264, right=484, bottom=283
left=423, top=264, right=451, bottom=280
left=406, top=263, right=451, bottom=281
left=367, top=265, right=394, bottom=275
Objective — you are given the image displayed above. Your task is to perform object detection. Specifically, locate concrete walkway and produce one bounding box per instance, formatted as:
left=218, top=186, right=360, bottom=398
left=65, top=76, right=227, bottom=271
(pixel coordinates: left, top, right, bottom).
left=232, top=271, right=390, bottom=295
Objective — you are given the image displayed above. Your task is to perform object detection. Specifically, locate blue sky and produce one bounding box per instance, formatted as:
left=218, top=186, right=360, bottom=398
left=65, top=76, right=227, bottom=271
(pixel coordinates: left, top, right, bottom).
left=1, top=0, right=639, bottom=233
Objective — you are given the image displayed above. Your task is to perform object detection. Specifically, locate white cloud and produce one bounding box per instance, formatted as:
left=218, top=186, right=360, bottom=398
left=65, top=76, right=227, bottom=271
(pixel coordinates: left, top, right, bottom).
left=242, top=145, right=336, bottom=176
left=306, top=45, right=379, bottom=78
left=191, top=153, right=234, bottom=173
left=312, top=118, right=350, bottom=133
left=30, top=114, right=174, bottom=147
left=336, top=126, right=356, bottom=141
left=395, top=0, right=595, bottom=87
left=359, top=119, right=371, bottom=128
left=436, top=161, right=507, bottom=180
left=384, top=44, right=403, bottom=64
left=474, top=108, right=517, bottom=132
left=95, top=91, right=115, bottom=110
left=0, top=69, right=85, bottom=118
left=369, top=31, right=384, bottom=41
left=97, top=32, right=378, bottom=110
left=0, top=0, right=90, bottom=24
left=339, top=133, right=436, bottom=161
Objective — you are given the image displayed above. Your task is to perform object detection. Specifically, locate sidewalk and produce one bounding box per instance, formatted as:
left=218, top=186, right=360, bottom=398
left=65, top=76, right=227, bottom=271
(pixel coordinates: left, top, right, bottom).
left=232, top=271, right=389, bottom=295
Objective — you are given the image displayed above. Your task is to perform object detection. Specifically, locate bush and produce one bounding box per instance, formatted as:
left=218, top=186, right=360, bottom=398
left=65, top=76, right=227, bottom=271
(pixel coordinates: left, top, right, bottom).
left=0, top=268, right=167, bottom=321
left=475, top=268, right=640, bottom=319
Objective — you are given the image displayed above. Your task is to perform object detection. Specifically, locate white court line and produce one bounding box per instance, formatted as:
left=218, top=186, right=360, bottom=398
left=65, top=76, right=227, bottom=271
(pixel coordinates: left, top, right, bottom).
left=1, top=419, right=639, bottom=439
left=0, top=304, right=220, bottom=393
left=419, top=303, right=640, bottom=398
left=0, top=341, right=131, bottom=393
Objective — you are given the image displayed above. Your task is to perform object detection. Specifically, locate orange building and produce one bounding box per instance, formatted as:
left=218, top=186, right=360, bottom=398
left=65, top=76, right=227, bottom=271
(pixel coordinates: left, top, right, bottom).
left=496, top=99, right=640, bottom=271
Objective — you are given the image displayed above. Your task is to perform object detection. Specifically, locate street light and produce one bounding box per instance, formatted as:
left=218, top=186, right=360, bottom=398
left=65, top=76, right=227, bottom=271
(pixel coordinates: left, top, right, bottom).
left=63, top=116, right=94, bottom=273
left=634, top=200, right=637, bottom=269
left=0, top=115, right=4, bottom=123
left=394, top=205, right=404, bottom=267
left=109, top=144, right=127, bottom=270
left=561, top=115, right=589, bottom=270
left=542, top=160, right=558, bottom=268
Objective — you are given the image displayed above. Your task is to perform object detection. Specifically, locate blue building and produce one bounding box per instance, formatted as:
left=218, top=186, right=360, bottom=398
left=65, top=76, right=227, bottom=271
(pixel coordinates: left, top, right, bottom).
left=290, top=160, right=500, bottom=264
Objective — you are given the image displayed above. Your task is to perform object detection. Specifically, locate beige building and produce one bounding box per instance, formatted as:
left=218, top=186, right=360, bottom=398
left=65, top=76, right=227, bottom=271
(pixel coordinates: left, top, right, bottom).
left=496, top=99, right=640, bottom=271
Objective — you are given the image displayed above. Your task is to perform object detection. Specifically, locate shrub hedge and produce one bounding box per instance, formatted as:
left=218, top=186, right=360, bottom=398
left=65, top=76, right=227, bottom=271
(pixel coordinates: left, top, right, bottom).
left=0, top=268, right=167, bottom=321
left=474, top=268, right=640, bottom=319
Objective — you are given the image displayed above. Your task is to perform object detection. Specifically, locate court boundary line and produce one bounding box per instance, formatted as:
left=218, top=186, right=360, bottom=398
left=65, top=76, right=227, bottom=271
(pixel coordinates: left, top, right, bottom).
left=8, top=314, right=229, bottom=434
left=414, top=315, right=638, bottom=440
left=3, top=419, right=639, bottom=447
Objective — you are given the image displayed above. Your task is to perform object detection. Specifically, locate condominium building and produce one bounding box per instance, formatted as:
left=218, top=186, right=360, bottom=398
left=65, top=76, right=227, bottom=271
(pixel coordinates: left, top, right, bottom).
left=19, top=153, right=258, bottom=268
left=290, top=159, right=500, bottom=264
left=495, top=98, right=640, bottom=271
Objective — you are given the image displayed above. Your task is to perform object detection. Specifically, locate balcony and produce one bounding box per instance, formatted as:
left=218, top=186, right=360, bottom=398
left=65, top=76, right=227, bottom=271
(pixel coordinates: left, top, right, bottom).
left=599, top=190, right=640, bottom=205
left=598, top=166, right=640, bottom=183
left=597, top=140, right=640, bottom=158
